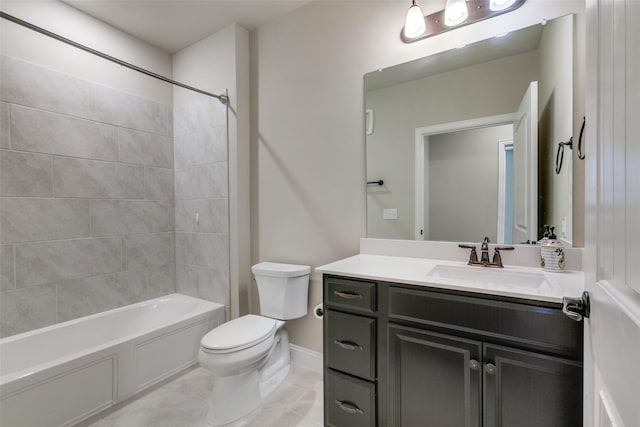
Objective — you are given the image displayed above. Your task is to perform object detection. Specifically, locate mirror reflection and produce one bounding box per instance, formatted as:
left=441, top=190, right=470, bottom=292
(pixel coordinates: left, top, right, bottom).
left=365, top=14, right=574, bottom=246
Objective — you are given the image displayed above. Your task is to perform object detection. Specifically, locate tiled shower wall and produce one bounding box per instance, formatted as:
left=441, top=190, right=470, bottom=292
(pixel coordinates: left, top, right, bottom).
left=173, top=88, right=230, bottom=312
left=0, top=55, right=176, bottom=337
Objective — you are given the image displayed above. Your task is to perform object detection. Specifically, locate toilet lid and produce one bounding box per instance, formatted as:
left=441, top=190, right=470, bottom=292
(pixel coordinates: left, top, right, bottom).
left=201, top=315, right=277, bottom=352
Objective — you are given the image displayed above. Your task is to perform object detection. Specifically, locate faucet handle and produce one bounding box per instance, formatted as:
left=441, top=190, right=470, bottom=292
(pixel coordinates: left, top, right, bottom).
left=491, top=246, right=515, bottom=268
left=458, top=244, right=478, bottom=264
left=458, top=244, right=476, bottom=249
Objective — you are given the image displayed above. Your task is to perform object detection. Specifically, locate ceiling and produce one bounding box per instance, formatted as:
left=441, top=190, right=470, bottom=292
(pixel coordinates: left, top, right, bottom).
left=62, top=0, right=311, bottom=53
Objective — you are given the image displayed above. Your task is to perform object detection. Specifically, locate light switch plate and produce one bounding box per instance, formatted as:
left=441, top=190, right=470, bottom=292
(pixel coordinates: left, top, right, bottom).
left=383, top=208, right=398, bottom=220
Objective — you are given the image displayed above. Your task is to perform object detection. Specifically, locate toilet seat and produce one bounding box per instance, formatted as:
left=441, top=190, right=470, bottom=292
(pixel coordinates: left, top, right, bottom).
left=201, top=315, right=277, bottom=354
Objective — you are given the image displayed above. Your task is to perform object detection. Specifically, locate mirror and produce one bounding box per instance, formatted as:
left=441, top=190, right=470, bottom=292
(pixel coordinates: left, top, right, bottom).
left=365, top=14, right=574, bottom=246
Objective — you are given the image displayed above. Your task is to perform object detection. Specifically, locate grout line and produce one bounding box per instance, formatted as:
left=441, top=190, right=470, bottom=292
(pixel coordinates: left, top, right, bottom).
left=7, top=101, right=11, bottom=150
left=143, top=166, right=147, bottom=200
left=0, top=147, right=174, bottom=170
left=120, top=237, right=124, bottom=273
left=50, top=155, right=55, bottom=197
left=116, top=126, right=122, bottom=164
left=54, top=283, right=59, bottom=324
left=12, top=243, right=17, bottom=290
left=89, top=199, right=94, bottom=238
left=2, top=100, right=170, bottom=137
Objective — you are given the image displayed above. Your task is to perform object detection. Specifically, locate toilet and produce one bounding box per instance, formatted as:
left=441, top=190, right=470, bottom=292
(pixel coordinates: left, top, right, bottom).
left=198, top=262, right=311, bottom=425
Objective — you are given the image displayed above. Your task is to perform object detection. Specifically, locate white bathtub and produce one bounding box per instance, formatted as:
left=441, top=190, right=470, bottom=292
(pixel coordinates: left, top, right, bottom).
left=0, top=293, right=224, bottom=427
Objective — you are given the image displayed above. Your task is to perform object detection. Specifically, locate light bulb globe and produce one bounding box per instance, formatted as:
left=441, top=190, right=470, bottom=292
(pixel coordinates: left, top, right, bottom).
left=404, top=2, right=426, bottom=38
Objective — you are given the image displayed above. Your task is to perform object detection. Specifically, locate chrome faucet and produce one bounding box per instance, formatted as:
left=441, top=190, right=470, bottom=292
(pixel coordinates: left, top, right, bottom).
left=459, top=237, right=514, bottom=268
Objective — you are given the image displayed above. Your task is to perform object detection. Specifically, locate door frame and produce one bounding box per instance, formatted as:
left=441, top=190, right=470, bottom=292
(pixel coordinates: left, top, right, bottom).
left=414, top=113, right=518, bottom=240
left=497, top=139, right=514, bottom=244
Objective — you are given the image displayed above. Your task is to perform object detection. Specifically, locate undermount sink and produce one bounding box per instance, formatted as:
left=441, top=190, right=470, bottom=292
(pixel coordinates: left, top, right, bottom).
left=426, top=264, right=549, bottom=289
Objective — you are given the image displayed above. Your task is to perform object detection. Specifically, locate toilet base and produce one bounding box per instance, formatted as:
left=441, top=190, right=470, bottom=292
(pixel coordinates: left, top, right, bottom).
left=204, top=329, right=291, bottom=426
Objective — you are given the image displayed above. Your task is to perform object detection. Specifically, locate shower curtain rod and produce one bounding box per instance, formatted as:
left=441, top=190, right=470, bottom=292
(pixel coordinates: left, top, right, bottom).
left=0, top=11, right=228, bottom=105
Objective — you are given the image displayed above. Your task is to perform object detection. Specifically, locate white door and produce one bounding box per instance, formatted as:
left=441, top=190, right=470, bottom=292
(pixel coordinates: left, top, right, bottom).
left=512, top=82, right=538, bottom=244
left=584, top=0, right=640, bottom=426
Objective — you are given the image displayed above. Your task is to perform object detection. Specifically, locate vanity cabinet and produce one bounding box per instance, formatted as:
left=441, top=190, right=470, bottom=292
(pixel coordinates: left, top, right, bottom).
left=322, top=275, right=584, bottom=427
left=324, top=276, right=378, bottom=427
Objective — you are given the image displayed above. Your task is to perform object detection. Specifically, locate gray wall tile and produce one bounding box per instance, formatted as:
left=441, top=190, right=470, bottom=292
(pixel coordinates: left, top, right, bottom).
left=90, top=200, right=173, bottom=237
left=147, top=263, right=176, bottom=298
left=1, top=198, right=90, bottom=243
left=0, top=55, right=91, bottom=119
left=10, top=104, right=118, bottom=160
left=123, top=232, right=174, bottom=271
left=173, top=89, right=217, bottom=137
left=175, top=162, right=227, bottom=200
left=175, top=198, right=228, bottom=233
left=57, top=270, right=147, bottom=322
left=0, top=150, right=53, bottom=196
left=144, top=167, right=174, bottom=200
left=89, top=84, right=169, bottom=136
left=15, top=237, right=122, bottom=287
left=176, top=263, right=228, bottom=305
left=118, top=127, right=173, bottom=168
left=174, top=126, right=226, bottom=170
left=0, top=57, right=182, bottom=334
left=1, top=102, right=10, bottom=149
left=175, top=232, right=228, bottom=269
left=1, top=244, right=15, bottom=291
left=54, top=157, right=144, bottom=199
left=0, top=284, right=57, bottom=338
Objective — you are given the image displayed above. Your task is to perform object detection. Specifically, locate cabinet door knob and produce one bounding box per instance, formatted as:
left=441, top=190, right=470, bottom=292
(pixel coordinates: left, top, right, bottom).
left=485, top=363, right=497, bottom=375
left=334, top=340, right=364, bottom=351
left=334, top=400, right=364, bottom=415
left=469, top=359, right=480, bottom=370
left=334, top=290, right=363, bottom=300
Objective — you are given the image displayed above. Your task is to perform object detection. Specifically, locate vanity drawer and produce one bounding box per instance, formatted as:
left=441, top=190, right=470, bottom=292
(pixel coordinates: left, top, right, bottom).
left=387, top=285, right=583, bottom=359
left=325, top=276, right=377, bottom=314
left=326, top=310, right=376, bottom=380
left=325, top=369, right=376, bottom=427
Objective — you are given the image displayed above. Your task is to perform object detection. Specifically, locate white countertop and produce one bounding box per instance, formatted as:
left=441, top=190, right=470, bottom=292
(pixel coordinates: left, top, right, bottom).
left=316, top=254, right=585, bottom=304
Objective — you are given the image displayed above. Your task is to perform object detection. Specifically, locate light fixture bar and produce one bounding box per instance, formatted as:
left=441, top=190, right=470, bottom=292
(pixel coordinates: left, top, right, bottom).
left=401, top=0, right=527, bottom=43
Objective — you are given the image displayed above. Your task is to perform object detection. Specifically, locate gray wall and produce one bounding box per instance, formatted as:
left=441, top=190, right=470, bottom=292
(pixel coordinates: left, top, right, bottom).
left=538, top=15, right=574, bottom=245
left=428, top=125, right=513, bottom=243
left=251, top=1, right=584, bottom=353
left=0, top=55, right=175, bottom=337
left=366, top=51, right=539, bottom=240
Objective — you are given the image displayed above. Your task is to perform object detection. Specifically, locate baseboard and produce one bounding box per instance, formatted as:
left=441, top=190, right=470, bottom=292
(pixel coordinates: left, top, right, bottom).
left=289, top=343, right=323, bottom=373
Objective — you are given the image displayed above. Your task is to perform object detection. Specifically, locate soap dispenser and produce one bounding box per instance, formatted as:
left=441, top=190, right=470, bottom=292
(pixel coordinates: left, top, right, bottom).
left=540, top=226, right=565, bottom=271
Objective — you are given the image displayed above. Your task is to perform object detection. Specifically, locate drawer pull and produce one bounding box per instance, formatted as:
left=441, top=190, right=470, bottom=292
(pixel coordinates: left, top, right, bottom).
left=334, top=339, right=364, bottom=351
left=485, top=363, right=497, bottom=375
left=334, top=400, right=364, bottom=415
left=334, top=290, right=363, bottom=300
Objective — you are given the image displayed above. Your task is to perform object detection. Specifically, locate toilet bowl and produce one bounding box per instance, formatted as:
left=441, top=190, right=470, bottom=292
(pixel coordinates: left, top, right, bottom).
left=198, top=262, right=310, bottom=426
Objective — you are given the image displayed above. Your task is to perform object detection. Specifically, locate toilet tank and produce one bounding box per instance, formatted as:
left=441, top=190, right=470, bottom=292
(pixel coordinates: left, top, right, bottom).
left=251, top=262, right=310, bottom=320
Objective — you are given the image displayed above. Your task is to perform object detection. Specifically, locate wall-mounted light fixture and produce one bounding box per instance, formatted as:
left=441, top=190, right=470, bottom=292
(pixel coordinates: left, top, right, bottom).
left=401, top=0, right=527, bottom=43
left=404, top=0, right=426, bottom=38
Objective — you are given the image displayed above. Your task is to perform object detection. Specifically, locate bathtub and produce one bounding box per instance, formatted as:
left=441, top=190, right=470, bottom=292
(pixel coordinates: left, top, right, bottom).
left=0, top=293, right=224, bottom=427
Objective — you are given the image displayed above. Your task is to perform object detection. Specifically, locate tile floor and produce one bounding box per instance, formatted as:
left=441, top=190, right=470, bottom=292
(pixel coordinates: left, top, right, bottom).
left=78, top=364, right=324, bottom=427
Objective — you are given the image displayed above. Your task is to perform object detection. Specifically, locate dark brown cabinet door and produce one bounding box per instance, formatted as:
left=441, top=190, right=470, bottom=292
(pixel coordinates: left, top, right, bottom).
left=386, top=325, right=482, bottom=427
left=483, top=344, right=583, bottom=427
